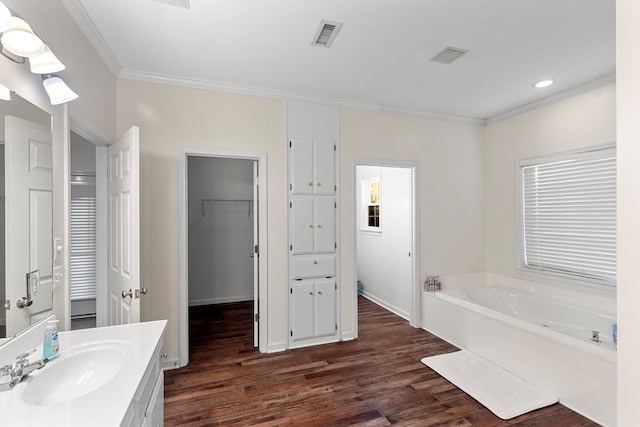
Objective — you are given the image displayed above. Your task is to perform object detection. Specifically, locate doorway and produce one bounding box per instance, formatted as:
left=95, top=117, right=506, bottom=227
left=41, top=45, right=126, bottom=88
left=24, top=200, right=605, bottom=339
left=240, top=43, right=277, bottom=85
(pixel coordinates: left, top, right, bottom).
left=353, top=161, right=419, bottom=337
left=178, top=149, right=268, bottom=366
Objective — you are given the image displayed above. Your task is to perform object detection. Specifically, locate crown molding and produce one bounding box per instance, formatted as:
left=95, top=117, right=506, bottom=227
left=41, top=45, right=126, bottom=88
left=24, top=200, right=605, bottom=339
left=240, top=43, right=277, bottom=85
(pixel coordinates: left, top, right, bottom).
left=118, top=68, right=485, bottom=125
left=485, top=73, right=616, bottom=125
left=60, top=0, right=122, bottom=77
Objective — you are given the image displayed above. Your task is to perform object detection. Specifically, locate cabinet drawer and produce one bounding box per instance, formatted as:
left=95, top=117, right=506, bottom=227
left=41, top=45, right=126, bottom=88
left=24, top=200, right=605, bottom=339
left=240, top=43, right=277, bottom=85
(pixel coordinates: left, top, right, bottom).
left=292, top=255, right=336, bottom=279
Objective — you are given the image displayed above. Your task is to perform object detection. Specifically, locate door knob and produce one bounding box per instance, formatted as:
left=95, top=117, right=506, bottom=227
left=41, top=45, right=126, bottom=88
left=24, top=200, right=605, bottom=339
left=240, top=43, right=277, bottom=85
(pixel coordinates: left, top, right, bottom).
left=16, top=297, right=33, bottom=309
left=122, top=289, right=133, bottom=299
left=135, top=288, right=148, bottom=298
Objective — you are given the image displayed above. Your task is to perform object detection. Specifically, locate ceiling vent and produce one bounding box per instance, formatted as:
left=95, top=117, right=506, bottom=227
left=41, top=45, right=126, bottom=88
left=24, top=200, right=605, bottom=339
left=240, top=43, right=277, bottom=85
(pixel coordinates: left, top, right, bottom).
left=152, top=0, right=190, bottom=9
left=312, top=20, right=343, bottom=48
left=430, top=46, right=469, bottom=64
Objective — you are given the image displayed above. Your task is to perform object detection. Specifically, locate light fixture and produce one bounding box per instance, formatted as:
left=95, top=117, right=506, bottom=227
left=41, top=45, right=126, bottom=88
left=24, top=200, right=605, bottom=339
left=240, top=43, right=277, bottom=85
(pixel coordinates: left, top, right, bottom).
left=29, top=45, right=65, bottom=74
left=1, top=16, right=45, bottom=57
left=533, top=78, right=557, bottom=89
left=0, top=2, right=11, bottom=33
left=0, top=83, right=10, bottom=101
left=42, top=75, right=78, bottom=105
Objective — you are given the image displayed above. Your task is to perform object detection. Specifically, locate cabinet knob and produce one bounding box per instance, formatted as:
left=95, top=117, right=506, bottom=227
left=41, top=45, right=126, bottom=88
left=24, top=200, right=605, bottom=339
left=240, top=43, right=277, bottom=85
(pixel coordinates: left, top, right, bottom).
left=308, top=182, right=313, bottom=186
left=309, top=292, right=314, bottom=296
left=317, top=224, right=323, bottom=228
left=313, top=261, right=318, bottom=265
left=309, top=224, right=314, bottom=228
left=318, top=291, right=323, bottom=295
left=317, top=182, right=322, bottom=186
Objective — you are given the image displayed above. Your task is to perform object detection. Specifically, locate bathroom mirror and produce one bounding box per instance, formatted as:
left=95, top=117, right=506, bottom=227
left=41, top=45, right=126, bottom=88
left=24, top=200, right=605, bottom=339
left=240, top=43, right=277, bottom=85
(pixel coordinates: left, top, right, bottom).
left=0, top=90, right=53, bottom=343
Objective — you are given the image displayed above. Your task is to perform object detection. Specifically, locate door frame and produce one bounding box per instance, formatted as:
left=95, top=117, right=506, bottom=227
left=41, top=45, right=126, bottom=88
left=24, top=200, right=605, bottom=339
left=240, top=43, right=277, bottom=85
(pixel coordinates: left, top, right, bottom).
left=352, top=159, right=420, bottom=338
left=178, top=148, right=268, bottom=366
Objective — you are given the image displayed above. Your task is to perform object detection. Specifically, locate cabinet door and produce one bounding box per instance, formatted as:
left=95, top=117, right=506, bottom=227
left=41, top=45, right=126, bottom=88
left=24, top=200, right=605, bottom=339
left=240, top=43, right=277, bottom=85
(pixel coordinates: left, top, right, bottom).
left=291, top=280, right=315, bottom=341
left=314, top=279, right=336, bottom=337
left=314, top=198, right=336, bottom=253
left=290, top=138, right=314, bottom=194
left=289, top=198, right=314, bottom=254
left=314, top=139, right=335, bottom=195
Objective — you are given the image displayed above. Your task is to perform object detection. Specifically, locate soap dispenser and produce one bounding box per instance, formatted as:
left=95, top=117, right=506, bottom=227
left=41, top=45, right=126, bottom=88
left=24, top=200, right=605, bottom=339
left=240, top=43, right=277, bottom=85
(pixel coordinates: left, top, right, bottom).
left=43, top=320, right=60, bottom=360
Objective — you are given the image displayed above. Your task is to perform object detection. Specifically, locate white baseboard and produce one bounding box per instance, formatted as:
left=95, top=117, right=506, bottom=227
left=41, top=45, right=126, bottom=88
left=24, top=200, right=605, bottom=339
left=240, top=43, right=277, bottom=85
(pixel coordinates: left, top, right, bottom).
left=341, top=331, right=355, bottom=341
left=267, top=342, right=286, bottom=353
left=161, top=358, right=181, bottom=370
left=360, top=290, right=410, bottom=320
left=189, top=295, right=253, bottom=306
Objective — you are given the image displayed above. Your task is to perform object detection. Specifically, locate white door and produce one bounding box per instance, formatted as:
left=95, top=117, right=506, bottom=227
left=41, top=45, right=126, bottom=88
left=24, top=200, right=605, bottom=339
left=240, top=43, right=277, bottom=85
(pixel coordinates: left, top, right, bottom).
left=5, top=116, right=53, bottom=336
left=314, top=140, right=335, bottom=195
left=252, top=161, right=259, bottom=347
left=107, top=127, right=140, bottom=325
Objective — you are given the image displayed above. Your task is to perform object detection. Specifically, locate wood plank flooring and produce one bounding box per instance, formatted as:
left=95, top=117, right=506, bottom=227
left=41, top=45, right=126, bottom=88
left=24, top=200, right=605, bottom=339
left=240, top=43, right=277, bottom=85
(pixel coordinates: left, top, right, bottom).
left=164, top=297, right=598, bottom=426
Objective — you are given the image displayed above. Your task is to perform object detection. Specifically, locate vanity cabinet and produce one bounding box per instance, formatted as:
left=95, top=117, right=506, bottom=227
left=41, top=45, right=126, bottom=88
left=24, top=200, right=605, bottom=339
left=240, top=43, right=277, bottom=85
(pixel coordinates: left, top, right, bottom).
left=122, top=338, right=164, bottom=427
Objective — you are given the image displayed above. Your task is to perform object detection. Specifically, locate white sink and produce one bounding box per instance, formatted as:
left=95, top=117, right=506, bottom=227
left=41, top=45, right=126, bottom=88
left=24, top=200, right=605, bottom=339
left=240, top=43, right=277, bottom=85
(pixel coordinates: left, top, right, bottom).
left=22, top=340, right=135, bottom=406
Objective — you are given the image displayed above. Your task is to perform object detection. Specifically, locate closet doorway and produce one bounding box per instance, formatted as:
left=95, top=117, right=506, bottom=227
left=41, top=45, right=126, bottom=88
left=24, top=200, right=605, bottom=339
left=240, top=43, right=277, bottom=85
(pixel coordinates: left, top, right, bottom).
left=178, top=149, right=268, bottom=366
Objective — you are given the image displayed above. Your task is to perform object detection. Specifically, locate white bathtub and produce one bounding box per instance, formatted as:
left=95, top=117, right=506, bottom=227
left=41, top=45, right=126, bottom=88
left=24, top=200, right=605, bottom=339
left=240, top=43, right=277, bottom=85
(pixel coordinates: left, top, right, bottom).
left=423, top=285, right=616, bottom=426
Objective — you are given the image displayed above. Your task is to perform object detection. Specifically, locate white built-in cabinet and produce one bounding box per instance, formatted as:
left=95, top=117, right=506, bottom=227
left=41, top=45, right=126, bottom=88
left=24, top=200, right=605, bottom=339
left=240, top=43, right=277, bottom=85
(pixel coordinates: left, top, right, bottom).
left=287, top=123, right=339, bottom=348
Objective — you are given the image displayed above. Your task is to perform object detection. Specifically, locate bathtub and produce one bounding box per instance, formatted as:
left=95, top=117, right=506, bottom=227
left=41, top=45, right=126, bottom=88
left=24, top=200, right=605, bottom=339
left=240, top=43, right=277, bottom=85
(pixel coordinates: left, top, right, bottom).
left=423, top=285, right=616, bottom=426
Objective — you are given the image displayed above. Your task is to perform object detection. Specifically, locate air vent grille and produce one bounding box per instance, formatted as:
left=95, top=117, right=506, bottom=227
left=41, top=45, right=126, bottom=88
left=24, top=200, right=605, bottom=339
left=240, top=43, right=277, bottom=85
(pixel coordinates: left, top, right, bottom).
left=430, top=46, right=469, bottom=64
left=312, top=20, right=343, bottom=48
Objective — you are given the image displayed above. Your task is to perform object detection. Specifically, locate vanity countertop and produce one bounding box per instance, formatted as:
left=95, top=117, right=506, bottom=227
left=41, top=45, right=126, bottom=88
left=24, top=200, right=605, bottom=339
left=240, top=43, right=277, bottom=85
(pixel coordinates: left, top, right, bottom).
left=0, top=320, right=167, bottom=427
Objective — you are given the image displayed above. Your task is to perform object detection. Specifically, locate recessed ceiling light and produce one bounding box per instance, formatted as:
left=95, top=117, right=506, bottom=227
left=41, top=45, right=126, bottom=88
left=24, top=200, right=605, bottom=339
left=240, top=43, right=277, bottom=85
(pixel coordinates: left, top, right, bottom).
left=533, top=78, right=557, bottom=89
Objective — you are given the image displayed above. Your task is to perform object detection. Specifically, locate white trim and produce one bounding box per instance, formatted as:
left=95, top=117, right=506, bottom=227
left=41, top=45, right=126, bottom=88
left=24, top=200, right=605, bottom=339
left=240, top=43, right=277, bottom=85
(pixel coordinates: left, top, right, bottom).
left=486, top=73, right=616, bottom=124
left=178, top=147, right=269, bottom=366
left=95, top=146, right=107, bottom=327
left=267, top=342, right=286, bottom=353
left=359, top=291, right=410, bottom=321
left=188, top=296, right=253, bottom=306
left=60, top=0, right=122, bottom=76
left=353, top=160, right=421, bottom=333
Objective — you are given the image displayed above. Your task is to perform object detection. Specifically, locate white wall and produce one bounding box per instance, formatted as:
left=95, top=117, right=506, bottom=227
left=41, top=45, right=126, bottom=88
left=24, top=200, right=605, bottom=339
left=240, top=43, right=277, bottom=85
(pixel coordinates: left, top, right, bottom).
left=357, top=165, right=412, bottom=319
left=187, top=156, right=254, bottom=305
left=482, top=84, right=616, bottom=295
left=617, top=0, right=640, bottom=423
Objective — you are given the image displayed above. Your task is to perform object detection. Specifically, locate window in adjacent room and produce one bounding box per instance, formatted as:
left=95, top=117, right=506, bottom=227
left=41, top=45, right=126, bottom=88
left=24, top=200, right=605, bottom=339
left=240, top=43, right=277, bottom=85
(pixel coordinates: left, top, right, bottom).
left=519, top=145, right=616, bottom=286
left=360, top=172, right=381, bottom=232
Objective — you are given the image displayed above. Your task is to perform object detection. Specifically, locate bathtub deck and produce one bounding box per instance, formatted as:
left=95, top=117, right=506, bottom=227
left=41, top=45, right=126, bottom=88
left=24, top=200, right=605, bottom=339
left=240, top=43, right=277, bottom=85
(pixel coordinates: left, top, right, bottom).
left=164, top=297, right=598, bottom=426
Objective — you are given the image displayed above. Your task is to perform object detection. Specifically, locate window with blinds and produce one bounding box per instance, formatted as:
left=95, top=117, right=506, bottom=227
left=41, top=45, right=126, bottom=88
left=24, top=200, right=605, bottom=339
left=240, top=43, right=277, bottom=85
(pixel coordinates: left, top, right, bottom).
left=70, top=175, right=97, bottom=300
left=520, top=147, right=616, bottom=286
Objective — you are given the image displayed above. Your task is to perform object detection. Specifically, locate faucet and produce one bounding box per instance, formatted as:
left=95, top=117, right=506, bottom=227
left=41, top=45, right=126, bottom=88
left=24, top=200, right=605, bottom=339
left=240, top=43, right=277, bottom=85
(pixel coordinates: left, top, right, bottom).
left=0, top=349, right=48, bottom=392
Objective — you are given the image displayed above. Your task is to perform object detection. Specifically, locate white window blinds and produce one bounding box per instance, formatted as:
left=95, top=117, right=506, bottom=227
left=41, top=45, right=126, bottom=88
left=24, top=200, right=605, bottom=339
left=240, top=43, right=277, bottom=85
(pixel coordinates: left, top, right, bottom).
left=70, top=176, right=97, bottom=300
left=521, top=149, right=616, bottom=285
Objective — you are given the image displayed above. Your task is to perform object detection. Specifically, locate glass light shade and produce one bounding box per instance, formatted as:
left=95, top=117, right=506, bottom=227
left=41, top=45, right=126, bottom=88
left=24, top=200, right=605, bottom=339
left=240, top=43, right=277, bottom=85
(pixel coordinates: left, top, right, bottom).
left=0, top=84, right=10, bottom=101
left=1, top=16, right=45, bottom=57
left=0, top=2, right=11, bottom=33
left=42, top=76, right=78, bottom=105
left=29, top=45, right=65, bottom=74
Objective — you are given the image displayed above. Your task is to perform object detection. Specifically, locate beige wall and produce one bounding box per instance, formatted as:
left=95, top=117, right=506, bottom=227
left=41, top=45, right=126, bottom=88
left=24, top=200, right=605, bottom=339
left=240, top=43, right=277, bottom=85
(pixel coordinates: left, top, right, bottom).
left=482, top=84, right=616, bottom=292
left=116, top=80, right=285, bottom=357
left=340, top=109, right=486, bottom=335
left=617, top=0, right=640, bottom=423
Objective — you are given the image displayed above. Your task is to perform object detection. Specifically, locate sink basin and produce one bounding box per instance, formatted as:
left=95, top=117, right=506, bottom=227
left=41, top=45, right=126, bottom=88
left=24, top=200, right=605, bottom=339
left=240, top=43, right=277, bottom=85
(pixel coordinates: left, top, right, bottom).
left=22, top=340, right=135, bottom=406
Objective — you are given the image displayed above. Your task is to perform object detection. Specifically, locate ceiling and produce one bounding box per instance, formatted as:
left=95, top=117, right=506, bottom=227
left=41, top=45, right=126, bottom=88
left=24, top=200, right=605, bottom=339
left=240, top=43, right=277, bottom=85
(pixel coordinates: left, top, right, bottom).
left=62, top=0, right=615, bottom=122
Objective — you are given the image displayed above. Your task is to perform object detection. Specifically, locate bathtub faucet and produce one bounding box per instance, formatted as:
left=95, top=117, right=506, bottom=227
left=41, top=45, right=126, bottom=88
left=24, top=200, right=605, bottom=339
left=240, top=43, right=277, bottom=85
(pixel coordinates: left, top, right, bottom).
left=425, top=275, right=441, bottom=291
left=591, top=330, right=601, bottom=343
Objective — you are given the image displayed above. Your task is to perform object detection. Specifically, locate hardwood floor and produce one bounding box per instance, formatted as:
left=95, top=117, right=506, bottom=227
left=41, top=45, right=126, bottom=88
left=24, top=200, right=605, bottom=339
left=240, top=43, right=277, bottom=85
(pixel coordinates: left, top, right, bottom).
left=164, top=297, right=598, bottom=426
